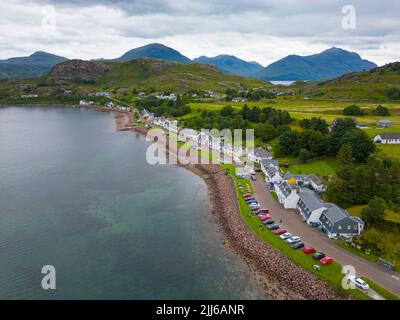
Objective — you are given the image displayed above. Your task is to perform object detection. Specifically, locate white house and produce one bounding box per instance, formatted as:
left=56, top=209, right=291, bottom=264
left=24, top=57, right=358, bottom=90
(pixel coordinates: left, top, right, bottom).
left=374, top=133, right=400, bottom=144
left=309, top=174, right=327, bottom=192
left=265, top=167, right=283, bottom=184
left=274, top=181, right=299, bottom=209
left=247, top=147, right=272, bottom=164
left=297, top=189, right=327, bottom=223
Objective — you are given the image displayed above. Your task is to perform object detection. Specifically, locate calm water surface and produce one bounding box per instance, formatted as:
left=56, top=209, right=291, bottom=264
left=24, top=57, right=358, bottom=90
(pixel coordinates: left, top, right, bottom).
left=0, top=106, right=266, bottom=299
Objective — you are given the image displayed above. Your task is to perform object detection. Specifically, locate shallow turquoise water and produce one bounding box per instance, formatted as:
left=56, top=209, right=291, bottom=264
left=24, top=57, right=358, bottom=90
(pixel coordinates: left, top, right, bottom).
left=0, top=106, right=266, bottom=299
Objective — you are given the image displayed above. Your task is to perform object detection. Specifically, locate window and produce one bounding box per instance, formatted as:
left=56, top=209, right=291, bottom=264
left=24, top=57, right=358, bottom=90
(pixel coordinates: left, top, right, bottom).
left=347, top=225, right=351, bottom=230
left=338, top=225, right=342, bottom=230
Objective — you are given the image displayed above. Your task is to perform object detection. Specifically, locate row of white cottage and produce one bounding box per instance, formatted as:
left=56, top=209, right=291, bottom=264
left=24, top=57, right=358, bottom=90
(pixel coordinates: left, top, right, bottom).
left=141, top=109, right=274, bottom=162
left=261, top=159, right=364, bottom=240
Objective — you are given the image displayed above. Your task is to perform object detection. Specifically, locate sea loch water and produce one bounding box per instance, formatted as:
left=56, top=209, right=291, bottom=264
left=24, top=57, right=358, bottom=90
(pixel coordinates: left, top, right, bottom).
left=0, top=106, right=266, bottom=299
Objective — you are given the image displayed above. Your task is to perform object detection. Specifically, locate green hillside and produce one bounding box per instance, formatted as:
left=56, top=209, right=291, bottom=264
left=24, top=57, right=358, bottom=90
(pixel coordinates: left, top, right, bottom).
left=0, top=58, right=271, bottom=98
left=298, top=62, right=400, bottom=100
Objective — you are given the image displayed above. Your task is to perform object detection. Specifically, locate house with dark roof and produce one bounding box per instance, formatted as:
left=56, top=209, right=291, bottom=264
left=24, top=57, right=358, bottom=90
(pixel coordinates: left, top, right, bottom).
left=319, top=205, right=364, bottom=239
left=247, top=147, right=272, bottom=164
left=274, top=181, right=299, bottom=209
left=297, top=189, right=327, bottom=223
left=309, top=174, right=326, bottom=192
left=377, top=120, right=392, bottom=128
left=265, top=167, right=283, bottom=184
left=374, top=133, right=400, bottom=144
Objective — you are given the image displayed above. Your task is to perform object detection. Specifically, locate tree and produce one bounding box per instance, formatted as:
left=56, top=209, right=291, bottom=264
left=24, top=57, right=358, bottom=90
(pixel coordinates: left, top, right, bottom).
left=343, top=105, right=365, bottom=116
left=254, top=123, right=279, bottom=142
left=361, top=197, right=386, bottom=225
left=337, top=143, right=354, bottom=164
left=298, top=148, right=312, bottom=163
left=372, top=105, right=391, bottom=116
left=220, top=105, right=235, bottom=117
left=278, top=130, right=298, bottom=157
left=341, top=129, right=375, bottom=162
left=328, top=118, right=357, bottom=155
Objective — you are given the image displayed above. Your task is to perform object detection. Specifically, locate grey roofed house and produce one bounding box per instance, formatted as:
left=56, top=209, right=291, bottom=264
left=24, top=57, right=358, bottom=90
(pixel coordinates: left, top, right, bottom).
left=297, top=189, right=326, bottom=220
left=266, top=167, right=278, bottom=178
left=262, top=158, right=279, bottom=169
left=254, top=147, right=271, bottom=159
left=278, top=181, right=293, bottom=197
left=319, top=204, right=363, bottom=237
left=377, top=120, right=392, bottom=128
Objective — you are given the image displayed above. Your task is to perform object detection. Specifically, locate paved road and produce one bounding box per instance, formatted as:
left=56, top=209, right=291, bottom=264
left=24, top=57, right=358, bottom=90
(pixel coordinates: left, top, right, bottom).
left=251, top=173, right=400, bottom=298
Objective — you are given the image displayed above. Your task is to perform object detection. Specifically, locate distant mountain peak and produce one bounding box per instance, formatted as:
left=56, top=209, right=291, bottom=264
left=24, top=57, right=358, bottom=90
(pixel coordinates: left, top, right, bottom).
left=193, top=54, right=264, bottom=77
left=256, top=47, right=377, bottom=81
left=116, top=43, right=191, bottom=64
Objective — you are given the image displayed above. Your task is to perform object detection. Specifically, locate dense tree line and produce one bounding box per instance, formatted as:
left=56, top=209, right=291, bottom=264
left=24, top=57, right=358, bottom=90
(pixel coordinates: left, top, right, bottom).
left=136, top=95, right=191, bottom=117
left=276, top=118, right=375, bottom=162
left=182, top=105, right=292, bottom=143
left=225, top=88, right=275, bottom=101
left=326, top=158, right=400, bottom=209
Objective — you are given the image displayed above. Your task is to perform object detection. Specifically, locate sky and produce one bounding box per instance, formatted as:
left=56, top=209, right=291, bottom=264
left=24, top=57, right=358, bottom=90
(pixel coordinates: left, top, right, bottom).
left=0, top=0, right=399, bottom=66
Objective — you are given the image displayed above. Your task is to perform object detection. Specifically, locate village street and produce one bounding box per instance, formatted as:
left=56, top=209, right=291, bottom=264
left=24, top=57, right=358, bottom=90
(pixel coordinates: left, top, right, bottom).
left=250, top=173, right=400, bottom=298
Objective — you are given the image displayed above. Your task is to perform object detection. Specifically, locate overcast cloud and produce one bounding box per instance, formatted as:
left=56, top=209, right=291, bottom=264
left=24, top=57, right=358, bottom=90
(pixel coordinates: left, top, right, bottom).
left=0, top=0, right=399, bottom=66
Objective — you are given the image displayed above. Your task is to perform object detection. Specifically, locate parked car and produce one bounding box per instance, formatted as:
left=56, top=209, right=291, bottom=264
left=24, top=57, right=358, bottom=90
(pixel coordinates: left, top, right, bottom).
left=320, top=256, right=333, bottom=265
left=286, top=236, right=301, bottom=244
left=292, top=242, right=305, bottom=249
left=280, top=232, right=292, bottom=240
left=256, top=211, right=271, bottom=217
left=257, top=209, right=270, bottom=215
left=313, top=252, right=326, bottom=260
left=308, top=221, right=321, bottom=228
left=250, top=203, right=261, bottom=210
left=243, top=194, right=253, bottom=198
left=259, top=215, right=272, bottom=221
left=263, top=219, right=275, bottom=225
left=267, top=224, right=280, bottom=230
left=348, top=276, right=370, bottom=291
left=273, top=229, right=287, bottom=235
left=245, top=198, right=256, bottom=203
left=303, top=246, right=316, bottom=254
left=250, top=175, right=257, bottom=181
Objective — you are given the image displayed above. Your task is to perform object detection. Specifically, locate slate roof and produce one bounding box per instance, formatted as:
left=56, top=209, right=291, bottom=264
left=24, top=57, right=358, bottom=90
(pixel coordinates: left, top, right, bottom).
left=278, top=181, right=292, bottom=197
left=319, top=204, right=364, bottom=235
left=375, top=133, right=400, bottom=140
left=298, top=189, right=326, bottom=212
left=262, top=159, right=279, bottom=169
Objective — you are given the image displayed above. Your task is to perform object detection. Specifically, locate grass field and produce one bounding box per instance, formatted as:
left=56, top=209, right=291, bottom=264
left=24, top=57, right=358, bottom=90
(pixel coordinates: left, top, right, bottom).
left=285, top=157, right=340, bottom=176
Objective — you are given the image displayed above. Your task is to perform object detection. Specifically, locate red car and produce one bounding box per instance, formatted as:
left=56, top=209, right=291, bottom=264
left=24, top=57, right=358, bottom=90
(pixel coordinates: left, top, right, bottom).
left=259, top=215, right=272, bottom=221
left=273, top=229, right=287, bottom=235
left=303, top=246, right=316, bottom=254
left=257, top=209, right=270, bottom=214
left=243, top=194, right=253, bottom=199
left=320, top=256, right=333, bottom=265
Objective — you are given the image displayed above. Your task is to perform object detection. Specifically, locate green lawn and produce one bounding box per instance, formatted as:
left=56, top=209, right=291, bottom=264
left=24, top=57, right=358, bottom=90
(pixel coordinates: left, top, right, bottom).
left=285, top=157, right=340, bottom=176
left=222, top=164, right=372, bottom=300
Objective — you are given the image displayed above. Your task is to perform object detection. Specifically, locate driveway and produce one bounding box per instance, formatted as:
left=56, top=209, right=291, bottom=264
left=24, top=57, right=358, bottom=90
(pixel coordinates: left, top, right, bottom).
left=251, top=173, right=400, bottom=298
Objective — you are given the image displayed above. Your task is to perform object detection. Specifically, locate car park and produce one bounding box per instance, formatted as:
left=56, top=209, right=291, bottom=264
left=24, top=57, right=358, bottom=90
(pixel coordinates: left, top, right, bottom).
left=303, top=246, right=316, bottom=254
left=292, top=242, right=305, bottom=249
left=320, top=256, right=333, bottom=265
left=348, top=276, right=370, bottom=291
left=267, top=224, right=280, bottom=230
left=313, top=252, right=326, bottom=260
left=286, top=236, right=301, bottom=244
left=280, top=233, right=292, bottom=240
left=273, top=229, right=287, bottom=235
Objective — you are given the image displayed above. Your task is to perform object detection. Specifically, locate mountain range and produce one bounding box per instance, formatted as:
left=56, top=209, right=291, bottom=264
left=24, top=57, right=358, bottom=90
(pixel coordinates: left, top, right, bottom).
left=0, top=44, right=377, bottom=81
left=255, top=47, right=377, bottom=81
left=0, top=51, right=67, bottom=80
left=193, top=55, right=264, bottom=77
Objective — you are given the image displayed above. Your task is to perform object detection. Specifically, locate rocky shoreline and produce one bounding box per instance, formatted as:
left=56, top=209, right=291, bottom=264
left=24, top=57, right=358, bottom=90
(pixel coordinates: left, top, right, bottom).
left=114, top=112, right=347, bottom=300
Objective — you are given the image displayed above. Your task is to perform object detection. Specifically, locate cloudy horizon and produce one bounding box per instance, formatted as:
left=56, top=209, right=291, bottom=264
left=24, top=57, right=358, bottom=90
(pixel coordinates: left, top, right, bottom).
left=1, top=0, right=399, bottom=66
